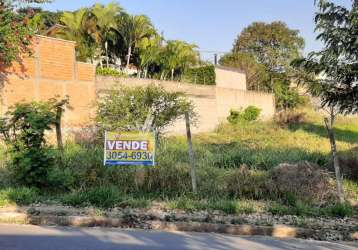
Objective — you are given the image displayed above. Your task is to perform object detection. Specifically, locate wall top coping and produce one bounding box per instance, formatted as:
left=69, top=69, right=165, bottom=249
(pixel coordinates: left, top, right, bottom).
left=215, top=65, right=246, bottom=74
left=95, top=76, right=217, bottom=89
left=35, top=35, right=77, bottom=44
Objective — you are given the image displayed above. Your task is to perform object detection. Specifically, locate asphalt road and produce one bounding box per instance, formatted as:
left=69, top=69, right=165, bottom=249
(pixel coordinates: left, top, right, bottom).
left=0, top=224, right=357, bottom=250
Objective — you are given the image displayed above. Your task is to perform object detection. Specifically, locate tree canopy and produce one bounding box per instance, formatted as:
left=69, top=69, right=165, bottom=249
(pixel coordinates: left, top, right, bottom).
left=233, top=21, right=305, bottom=75
left=220, top=21, right=306, bottom=109
left=294, top=0, right=358, bottom=114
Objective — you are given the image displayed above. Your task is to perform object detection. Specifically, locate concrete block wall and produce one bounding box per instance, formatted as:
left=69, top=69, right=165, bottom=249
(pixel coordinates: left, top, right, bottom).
left=215, top=66, right=247, bottom=91
left=96, top=76, right=275, bottom=134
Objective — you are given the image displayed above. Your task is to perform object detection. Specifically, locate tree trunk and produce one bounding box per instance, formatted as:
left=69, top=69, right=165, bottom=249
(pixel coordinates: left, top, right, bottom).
left=144, top=67, right=148, bottom=78
left=126, top=46, right=132, bottom=69
left=171, top=68, right=174, bottom=81
left=324, top=113, right=345, bottom=203
left=55, top=107, right=64, bottom=152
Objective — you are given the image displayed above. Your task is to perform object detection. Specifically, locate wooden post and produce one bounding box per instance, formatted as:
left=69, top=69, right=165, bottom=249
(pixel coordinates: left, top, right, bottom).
left=55, top=106, right=64, bottom=152
left=185, top=112, right=197, bottom=193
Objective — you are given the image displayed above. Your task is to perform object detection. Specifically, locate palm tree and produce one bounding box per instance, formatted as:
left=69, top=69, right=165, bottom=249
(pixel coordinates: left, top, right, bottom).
left=137, top=35, right=162, bottom=78
left=57, top=9, right=97, bottom=62
left=89, top=2, right=123, bottom=67
left=163, top=40, right=198, bottom=80
left=117, top=13, right=156, bottom=69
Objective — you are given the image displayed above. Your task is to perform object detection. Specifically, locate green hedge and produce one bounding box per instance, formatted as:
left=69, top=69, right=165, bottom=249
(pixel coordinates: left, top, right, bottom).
left=96, top=67, right=127, bottom=77
left=182, top=65, right=216, bottom=85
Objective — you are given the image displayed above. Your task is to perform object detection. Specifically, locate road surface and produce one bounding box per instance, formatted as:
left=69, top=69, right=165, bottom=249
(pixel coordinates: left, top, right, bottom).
left=0, top=224, right=356, bottom=250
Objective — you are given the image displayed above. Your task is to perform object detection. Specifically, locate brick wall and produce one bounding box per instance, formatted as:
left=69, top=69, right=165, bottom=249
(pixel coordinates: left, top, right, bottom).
left=0, top=36, right=96, bottom=128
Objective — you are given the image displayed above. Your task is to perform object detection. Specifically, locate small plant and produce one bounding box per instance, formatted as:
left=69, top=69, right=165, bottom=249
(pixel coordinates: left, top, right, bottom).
left=0, top=101, right=64, bottom=188
left=227, top=109, right=241, bottom=124
left=227, top=106, right=261, bottom=124
left=241, top=106, right=261, bottom=121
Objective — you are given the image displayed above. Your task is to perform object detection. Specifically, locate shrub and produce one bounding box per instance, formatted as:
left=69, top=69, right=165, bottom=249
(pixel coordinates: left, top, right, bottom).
left=182, top=65, right=216, bottom=85
left=11, top=147, right=56, bottom=188
left=241, top=106, right=261, bottom=121
left=338, top=157, right=358, bottom=181
left=268, top=161, right=336, bottom=204
left=227, top=109, right=241, bottom=124
left=274, top=110, right=306, bottom=126
left=96, top=84, right=195, bottom=134
left=273, top=80, right=304, bottom=110
left=223, top=165, right=269, bottom=199
left=96, top=67, right=127, bottom=77
left=0, top=102, right=60, bottom=188
left=227, top=106, right=261, bottom=124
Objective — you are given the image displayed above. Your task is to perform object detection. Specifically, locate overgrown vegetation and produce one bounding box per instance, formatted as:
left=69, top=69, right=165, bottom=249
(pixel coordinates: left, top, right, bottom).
left=0, top=102, right=357, bottom=217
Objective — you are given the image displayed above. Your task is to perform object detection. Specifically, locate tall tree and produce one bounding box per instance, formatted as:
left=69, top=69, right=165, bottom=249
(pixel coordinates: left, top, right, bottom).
left=162, top=40, right=198, bottom=80
left=89, top=2, right=123, bottom=67
left=293, top=0, right=358, bottom=203
left=58, top=9, right=98, bottom=62
left=137, top=35, right=162, bottom=78
left=234, top=21, right=305, bottom=76
left=117, top=13, right=156, bottom=69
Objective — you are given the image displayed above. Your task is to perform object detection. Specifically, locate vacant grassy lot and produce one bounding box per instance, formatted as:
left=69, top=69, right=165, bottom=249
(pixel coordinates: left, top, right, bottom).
left=0, top=107, right=357, bottom=217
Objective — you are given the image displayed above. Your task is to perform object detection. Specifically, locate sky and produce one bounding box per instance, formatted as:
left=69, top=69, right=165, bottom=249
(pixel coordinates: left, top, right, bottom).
left=38, top=0, right=352, bottom=62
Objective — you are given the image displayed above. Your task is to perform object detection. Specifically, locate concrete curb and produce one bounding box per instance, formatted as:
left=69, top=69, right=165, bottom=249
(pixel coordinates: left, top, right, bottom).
left=0, top=212, right=356, bottom=241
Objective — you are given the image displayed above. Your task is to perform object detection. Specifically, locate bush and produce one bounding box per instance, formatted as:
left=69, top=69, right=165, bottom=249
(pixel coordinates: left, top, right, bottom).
left=96, top=84, right=195, bottom=134
left=241, top=106, right=261, bottom=121
left=96, top=67, right=127, bottom=77
left=0, top=101, right=60, bottom=188
left=273, top=79, right=304, bottom=110
left=222, top=165, right=268, bottom=199
left=274, top=110, right=306, bottom=126
left=182, top=65, right=216, bottom=85
left=338, top=156, right=358, bottom=181
left=227, top=106, right=261, bottom=124
left=268, top=161, right=336, bottom=204
left=11, top=147, right=56, bottom=188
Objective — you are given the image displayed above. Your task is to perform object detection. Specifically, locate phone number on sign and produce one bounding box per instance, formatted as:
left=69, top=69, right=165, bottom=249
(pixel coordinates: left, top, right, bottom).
left=106, top=151, right=153, bottom=161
